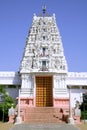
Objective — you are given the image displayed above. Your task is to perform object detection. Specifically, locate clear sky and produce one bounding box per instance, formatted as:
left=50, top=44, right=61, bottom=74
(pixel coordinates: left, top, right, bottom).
left=0, top=0, right=87, bottom=72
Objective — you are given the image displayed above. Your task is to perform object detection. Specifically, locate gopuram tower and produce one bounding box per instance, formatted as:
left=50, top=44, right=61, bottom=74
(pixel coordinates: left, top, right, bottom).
left=19, top=7, right=68, bottom=108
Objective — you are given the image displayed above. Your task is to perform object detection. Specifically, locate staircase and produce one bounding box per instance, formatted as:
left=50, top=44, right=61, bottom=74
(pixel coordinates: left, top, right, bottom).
left=24, top=107, right=64, bottom=123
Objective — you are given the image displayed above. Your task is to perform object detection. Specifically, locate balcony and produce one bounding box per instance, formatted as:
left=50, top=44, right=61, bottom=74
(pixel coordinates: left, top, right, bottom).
left=39, top=66, right=48, bottom=71
left=40, top=53, right=49, bottom=57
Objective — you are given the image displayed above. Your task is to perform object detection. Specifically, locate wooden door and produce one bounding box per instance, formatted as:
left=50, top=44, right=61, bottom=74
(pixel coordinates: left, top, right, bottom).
left=36, top=76, right=53, bottom=107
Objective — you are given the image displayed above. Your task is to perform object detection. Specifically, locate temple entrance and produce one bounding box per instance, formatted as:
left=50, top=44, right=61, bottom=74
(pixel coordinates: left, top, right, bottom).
left=36, top=76, right=53, bottom=107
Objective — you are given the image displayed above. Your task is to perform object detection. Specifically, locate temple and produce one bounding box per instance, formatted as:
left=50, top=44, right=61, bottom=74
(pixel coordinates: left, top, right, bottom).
left=1, top=8, right=87, bottom=123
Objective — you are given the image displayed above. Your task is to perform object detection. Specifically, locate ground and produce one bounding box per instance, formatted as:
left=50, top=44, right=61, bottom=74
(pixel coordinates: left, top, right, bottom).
left=0, top=122, right=13, bottom=130
left=77, top=122, right=87, bottom=130
left=0, top=122, right=87, bottom=130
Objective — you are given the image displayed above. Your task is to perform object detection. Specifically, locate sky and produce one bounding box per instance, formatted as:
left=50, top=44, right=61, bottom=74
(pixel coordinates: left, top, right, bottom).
left=0, top=0, right=87, bottom=72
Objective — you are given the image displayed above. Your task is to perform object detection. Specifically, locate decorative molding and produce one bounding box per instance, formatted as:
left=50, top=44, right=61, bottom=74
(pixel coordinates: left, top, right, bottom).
left=20, top=14, right=68, bottom=73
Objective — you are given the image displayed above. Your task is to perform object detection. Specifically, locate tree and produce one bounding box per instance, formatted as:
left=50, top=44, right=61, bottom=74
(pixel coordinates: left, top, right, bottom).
left=0, top=85, right=15, bottom=122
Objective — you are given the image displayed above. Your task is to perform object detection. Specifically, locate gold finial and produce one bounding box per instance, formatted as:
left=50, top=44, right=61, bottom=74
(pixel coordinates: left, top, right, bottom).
left=42, top=5, right=46, bottom=14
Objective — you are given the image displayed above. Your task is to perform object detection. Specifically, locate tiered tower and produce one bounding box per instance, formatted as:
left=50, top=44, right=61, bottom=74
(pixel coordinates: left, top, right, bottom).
left=19, top=7, right=68, bottom=107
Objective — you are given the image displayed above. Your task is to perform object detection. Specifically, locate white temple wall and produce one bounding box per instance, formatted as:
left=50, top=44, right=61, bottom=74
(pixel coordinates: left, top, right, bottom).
left=20, top=73, right=34, bottom=97
left=0, top=71, right=87, bottom=108
left=21, top=74, right=33, bottom=88
left=53, top=74, right=68, bottom=98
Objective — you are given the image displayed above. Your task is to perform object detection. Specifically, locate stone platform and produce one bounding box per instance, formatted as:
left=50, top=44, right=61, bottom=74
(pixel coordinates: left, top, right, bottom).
left=10, top=123, right=79, bottom=130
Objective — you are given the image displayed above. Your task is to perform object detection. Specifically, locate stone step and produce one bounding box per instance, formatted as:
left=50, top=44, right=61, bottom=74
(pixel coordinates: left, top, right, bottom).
left=24, top=107, right=63, bottom=123
left=26, top=107, right=61, bottom=113
left=25, top=113, right=62, bottom=119
left=25, top=118, right=63, bottom=123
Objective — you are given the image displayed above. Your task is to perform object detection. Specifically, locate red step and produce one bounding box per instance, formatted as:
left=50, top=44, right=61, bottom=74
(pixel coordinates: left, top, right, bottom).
left=24, top=107, right=64, bottom=123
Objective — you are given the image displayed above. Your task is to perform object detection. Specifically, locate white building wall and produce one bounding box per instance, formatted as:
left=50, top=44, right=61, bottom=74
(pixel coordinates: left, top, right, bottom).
left=68, top=88, right=87, bottom=108
left=0, top=72, right=21, bottom=85
left=0, top=71, right=87, bottom=106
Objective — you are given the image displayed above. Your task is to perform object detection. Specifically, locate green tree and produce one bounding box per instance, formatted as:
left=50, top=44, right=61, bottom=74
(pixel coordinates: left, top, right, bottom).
left=0, top=85, right=15, bottom=122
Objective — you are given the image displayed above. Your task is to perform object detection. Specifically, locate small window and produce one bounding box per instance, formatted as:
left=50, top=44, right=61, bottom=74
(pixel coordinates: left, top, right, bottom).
left=43, top=48, right=46, bottom=51
left=42, top=61, right=46, bottom=71
left=42, top=61, right=46, bottom=66
left=32, top=49, right=34, bottom=53
left=54, top=49, right=56, bottom=54
left=43, top=21, right=46, bottom=25
left=43, top=28, right=46, bottom=32
left=43, top=48, right=46, bottom=56
left=43, top=36, right=45, bottom=40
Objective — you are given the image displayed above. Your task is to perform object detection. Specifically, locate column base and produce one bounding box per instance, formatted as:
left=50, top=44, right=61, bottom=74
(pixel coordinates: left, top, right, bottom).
left=15, top=116, right=22, bottom=124
left=68, top=117, right=74, bottom=124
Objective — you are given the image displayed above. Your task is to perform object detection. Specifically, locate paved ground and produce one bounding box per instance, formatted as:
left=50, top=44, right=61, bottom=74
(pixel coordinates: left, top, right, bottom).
left=9, top=123, right=80, bottom=130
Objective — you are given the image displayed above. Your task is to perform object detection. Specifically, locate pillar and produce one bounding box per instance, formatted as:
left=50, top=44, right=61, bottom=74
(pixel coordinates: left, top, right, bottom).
left=68, top=86, right=74, bottom=124
left=15, top=89, right=22, bottom=124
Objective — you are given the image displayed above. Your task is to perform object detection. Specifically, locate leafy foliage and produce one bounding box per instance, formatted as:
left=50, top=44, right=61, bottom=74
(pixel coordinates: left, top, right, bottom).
left=80, top=102, right=87, bottom=119
left=0, top=85, right=15, bottom=122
